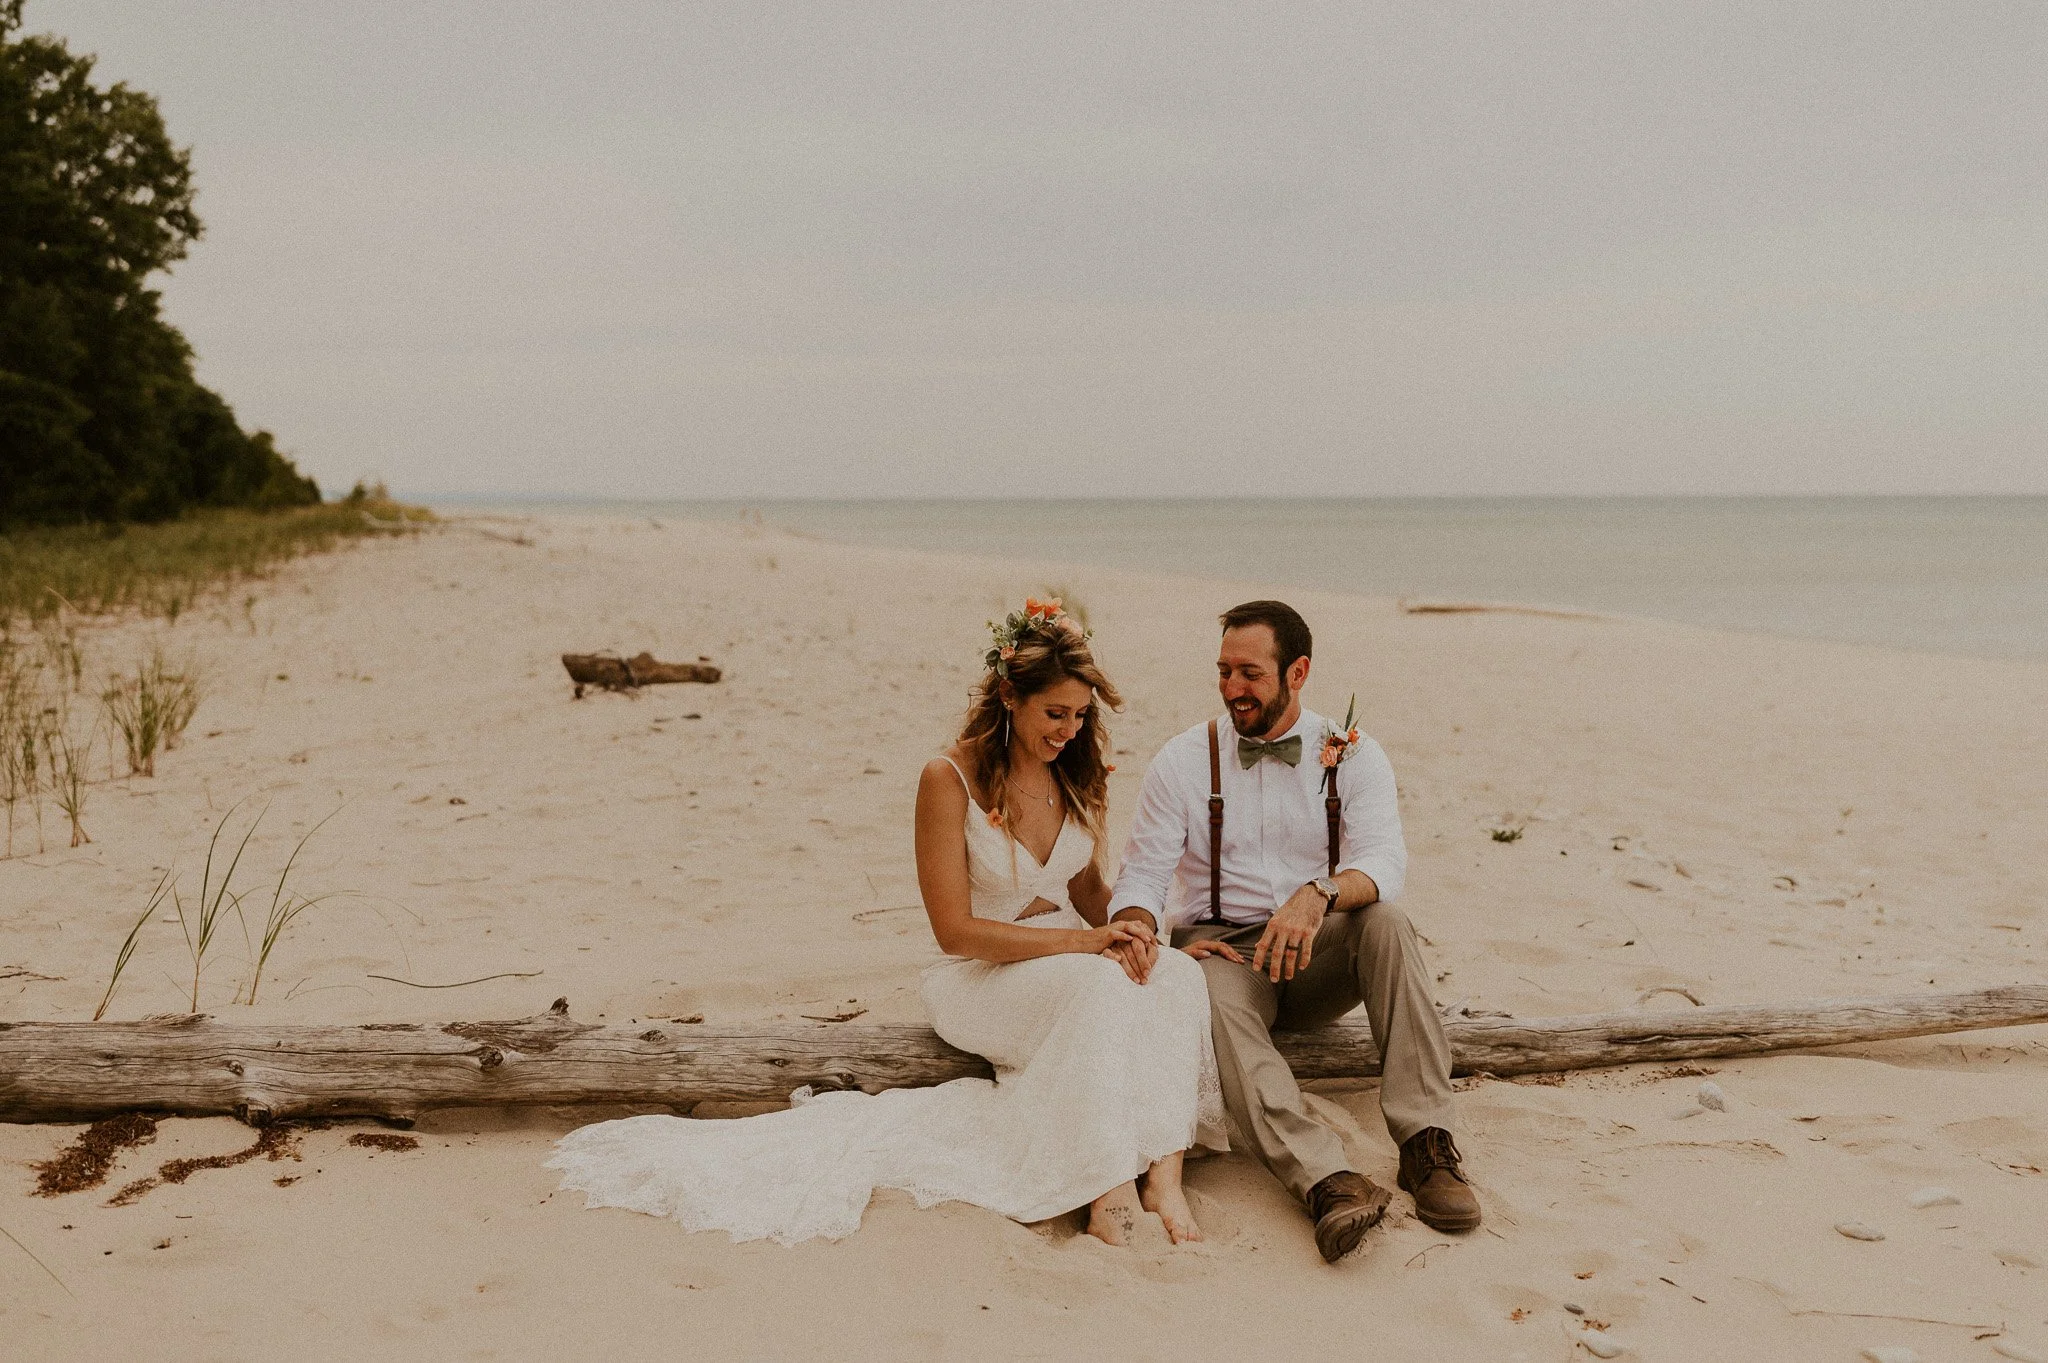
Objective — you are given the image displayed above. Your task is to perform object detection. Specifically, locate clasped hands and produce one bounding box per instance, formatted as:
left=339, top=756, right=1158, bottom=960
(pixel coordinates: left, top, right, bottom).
left=1101, top=883, right=1330, bottom=985
left=1099, top=912, right=1247, bottom=985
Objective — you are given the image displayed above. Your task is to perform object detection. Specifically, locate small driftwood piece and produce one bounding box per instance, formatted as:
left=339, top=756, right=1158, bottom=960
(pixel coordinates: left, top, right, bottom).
left=3, top=987, right=2044, bottom=1126
left=1401, top=599, right=1600, bottom=620
left=562, top=651, right=721, bottom=698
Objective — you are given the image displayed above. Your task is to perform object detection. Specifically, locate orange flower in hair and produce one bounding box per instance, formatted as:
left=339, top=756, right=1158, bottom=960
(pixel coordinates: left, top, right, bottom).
left=984, top=599, right=1089, bottom=678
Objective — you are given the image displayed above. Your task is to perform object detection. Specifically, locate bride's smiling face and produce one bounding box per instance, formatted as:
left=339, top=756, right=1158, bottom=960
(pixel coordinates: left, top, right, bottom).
left=1008, top=678, right=1093, bottom=765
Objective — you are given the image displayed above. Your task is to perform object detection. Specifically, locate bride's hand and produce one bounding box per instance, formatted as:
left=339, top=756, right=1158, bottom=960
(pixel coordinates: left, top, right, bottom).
left=1180, top=938, right=1245, bottom=965
left=1085, top=922, right=1144, bottom=955
left=1087, top=922, right=1151, bottom=984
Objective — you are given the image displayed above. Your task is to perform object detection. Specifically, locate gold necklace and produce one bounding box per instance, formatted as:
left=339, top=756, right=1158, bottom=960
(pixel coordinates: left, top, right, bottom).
left=1008, top=773, right=1059, bottom=808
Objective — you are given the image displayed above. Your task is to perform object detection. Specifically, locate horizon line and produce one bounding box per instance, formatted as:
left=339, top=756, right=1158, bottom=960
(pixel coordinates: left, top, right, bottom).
left=404, top=490, right=2048, bottom=505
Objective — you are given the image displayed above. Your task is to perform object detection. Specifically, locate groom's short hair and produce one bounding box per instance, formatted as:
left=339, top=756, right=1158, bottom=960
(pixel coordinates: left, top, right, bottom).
left=1220, top=600, right=1312, bottom=675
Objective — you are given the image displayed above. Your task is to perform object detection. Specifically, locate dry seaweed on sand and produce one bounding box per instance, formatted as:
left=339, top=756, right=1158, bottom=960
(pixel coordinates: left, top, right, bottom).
left=347, top=1133, right=420, bottom=1153
left=31, top=1113, right=160, bottom=1196
left=104, top=1124, right=304, bottom=1208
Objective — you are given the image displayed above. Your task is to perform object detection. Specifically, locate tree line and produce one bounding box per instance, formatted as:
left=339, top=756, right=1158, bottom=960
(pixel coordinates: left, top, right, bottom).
left=1, top=0, right=319, bottom=527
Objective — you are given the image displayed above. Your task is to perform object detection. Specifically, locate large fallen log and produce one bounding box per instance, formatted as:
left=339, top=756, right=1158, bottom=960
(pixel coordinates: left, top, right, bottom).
left=561, top=651, right=721, bottom=698
left=3, top=986, right=2043, bottom=1126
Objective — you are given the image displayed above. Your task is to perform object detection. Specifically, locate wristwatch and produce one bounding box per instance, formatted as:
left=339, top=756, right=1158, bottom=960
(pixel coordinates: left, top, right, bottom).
left=1310, top=876, right=1340, bottom=911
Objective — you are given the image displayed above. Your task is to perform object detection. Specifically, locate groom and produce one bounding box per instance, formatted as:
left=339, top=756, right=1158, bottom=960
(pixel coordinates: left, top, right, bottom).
left=1106, top=600, right=1479, bottom=1262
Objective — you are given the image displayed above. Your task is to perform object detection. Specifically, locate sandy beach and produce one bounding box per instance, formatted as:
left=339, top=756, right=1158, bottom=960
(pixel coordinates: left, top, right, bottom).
left=4, top=512, right=2046, bottom=1361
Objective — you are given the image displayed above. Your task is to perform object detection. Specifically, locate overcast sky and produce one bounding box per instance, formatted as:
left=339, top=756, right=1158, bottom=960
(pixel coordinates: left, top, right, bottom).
left=32, top=1, right=2048, bottom=499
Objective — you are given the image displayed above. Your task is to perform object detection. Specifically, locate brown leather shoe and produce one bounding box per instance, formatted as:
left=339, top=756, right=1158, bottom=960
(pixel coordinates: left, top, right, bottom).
left=1398, top=1128, right=1481, bottom=1232
left=1305, top=1170, right=1392, bottom=1263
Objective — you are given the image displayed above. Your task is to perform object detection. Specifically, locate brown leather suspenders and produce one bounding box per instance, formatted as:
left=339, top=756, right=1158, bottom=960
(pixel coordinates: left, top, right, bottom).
left=1201, top=717, right=1344, bottom=926
left=1202, top=719, right=1225, bottom=923
left=1325, top=766, right=1341, bottom=877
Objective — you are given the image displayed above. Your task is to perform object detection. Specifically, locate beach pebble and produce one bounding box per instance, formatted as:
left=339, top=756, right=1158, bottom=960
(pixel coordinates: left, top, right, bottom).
left=1835, top=1221, right=1886, bottom=1241
left=1581, top=1334, right=1625, bottom=1358
left=1906, top=1186, right=1960, bottom=1209
left=1670, top=1104, right=1707, bottom=1120
left=1563, top=1302, right=1584, bottom=1315
left=1696, top=1080, right=1728, bottom=1111
left=1859, top=1349, right=1917, bottom=1363
left=1993, top=1341, right=2046, bottom=1363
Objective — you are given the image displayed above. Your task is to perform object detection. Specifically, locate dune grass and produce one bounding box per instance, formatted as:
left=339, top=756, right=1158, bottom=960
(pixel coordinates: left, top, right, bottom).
left=45, top=713, right=93, bottom=847
left=174, top=804, right=263, bottom=1013
left=0, top=492, right=432, bottom=627
left=0, top=616, right=196, bottom=857
left=94, top=873, right=171, bottom=1021
left=0, top=632, right=66, bottom=857
left=0, top=492, right=428, bottom=841
left=89, top=806, right=344, bottom=1016
left=244, top=809, right=343, bottom=1005
left=100, top=645, right=200, bottom=779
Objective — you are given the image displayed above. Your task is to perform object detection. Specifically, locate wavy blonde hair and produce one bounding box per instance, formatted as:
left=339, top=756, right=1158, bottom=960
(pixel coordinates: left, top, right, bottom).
left=957, top=615, right=1123, bottom=868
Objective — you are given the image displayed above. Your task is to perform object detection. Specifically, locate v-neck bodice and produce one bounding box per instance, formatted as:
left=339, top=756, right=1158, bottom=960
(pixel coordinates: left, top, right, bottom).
left=941, top=757, right=1093, bottom=925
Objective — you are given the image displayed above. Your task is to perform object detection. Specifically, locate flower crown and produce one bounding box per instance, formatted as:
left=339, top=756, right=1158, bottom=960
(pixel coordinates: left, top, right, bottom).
left=984, top=597, right=1087, bottom=678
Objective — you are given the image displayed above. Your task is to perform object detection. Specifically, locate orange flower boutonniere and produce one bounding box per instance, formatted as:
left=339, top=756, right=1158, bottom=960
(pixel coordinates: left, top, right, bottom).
left=1319, top=694, right=1362, bottom=769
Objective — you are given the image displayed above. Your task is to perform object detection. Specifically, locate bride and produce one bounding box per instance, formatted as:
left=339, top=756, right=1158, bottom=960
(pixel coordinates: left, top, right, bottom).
left=547, top=599, right=1229, bottom=1246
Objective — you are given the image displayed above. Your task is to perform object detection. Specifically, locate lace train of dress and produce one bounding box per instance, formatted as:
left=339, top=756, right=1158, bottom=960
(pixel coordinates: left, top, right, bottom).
left=547, top=764, right=1225, bottom=1245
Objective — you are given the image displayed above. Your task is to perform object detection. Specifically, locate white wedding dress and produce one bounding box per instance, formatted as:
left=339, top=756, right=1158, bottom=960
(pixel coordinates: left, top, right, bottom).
left=546, top=759, right=1226, bottom=1244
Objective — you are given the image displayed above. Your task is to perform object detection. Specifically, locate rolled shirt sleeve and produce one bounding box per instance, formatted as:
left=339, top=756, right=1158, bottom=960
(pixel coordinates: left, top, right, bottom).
left=1335, top=737, right=1406, bottom=904
left=1108, top=753, right=1190, bottom=931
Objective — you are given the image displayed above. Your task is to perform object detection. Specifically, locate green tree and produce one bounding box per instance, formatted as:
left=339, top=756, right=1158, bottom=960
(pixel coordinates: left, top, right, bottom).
left=0, top=0, right=318, bottom=525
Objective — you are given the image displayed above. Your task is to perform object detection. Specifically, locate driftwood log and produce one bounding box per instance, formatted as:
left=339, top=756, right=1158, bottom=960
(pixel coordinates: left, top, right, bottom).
left=3, top=987, right=2043, bottom=1126
left=562, top=651, right=721, bottom=698
left=1401, top=600, right=1600, bottom=620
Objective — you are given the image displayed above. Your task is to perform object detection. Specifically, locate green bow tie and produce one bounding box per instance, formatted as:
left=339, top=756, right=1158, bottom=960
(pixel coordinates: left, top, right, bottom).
left=1237, top=734, right=1302, bottom=768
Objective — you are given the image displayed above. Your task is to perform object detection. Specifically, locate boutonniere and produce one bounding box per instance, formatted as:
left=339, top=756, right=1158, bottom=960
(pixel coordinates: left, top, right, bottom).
left=1319, top=694, right=1361, bottom=768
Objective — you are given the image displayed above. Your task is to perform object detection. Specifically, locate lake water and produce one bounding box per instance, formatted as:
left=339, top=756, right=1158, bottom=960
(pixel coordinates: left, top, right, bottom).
left=443, top=496, right=2048, bottom=661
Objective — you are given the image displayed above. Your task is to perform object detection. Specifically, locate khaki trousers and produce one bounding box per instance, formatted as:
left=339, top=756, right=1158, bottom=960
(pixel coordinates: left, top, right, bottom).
left=1175, top=903, right=1456, bottom=1202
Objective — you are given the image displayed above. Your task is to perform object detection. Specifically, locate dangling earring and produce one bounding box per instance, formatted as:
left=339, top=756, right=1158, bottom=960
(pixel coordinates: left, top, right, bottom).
left=1002, top=706, right=1011, bottom=751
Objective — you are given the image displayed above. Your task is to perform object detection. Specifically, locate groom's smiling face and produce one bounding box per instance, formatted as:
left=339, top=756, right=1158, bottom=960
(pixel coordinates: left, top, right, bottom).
left=1218, top=624, right=1309, bottom=740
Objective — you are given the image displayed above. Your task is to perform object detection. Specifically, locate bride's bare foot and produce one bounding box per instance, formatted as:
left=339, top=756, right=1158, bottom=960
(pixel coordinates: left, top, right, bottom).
left=1139, top=1152, right=1203, bottom=1244
left=1086, top=1179, right=1143, bottom=1247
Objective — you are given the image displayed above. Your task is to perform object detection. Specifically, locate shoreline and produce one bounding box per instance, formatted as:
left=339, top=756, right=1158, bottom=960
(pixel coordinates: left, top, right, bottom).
left=432, top=497, right=2048, bottom=667
left=3, top=513, right=2044, bottom=1360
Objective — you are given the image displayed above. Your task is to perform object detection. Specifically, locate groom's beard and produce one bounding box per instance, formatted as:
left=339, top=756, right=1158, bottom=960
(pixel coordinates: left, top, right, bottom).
left=1229, top=678, right=1292, bottom=738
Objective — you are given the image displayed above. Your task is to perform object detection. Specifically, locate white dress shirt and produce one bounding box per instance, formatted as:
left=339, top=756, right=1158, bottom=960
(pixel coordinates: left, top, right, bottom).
left=1109, top=707, right=1407, bottom=931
